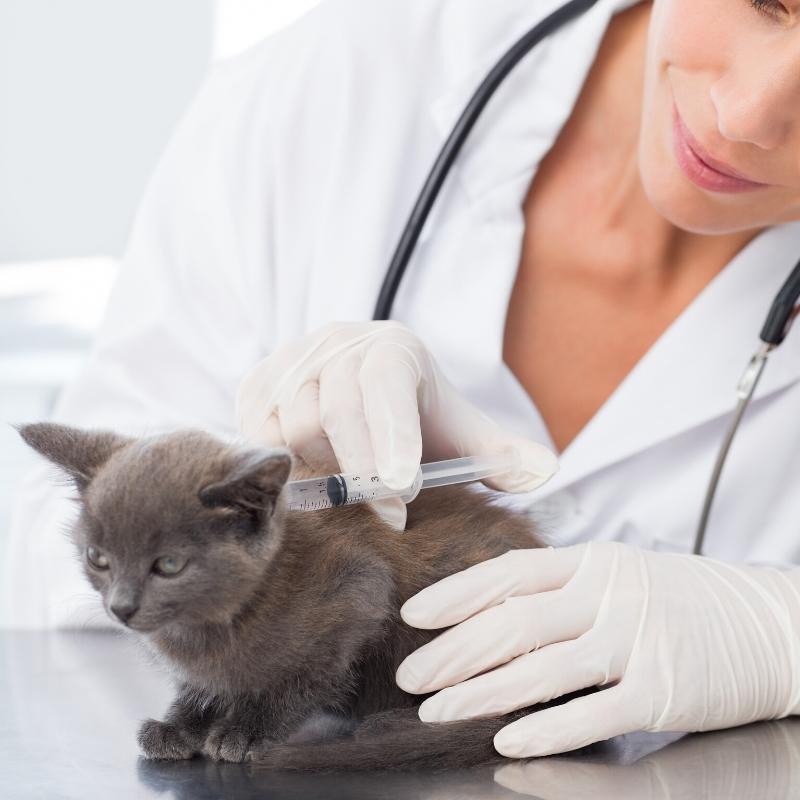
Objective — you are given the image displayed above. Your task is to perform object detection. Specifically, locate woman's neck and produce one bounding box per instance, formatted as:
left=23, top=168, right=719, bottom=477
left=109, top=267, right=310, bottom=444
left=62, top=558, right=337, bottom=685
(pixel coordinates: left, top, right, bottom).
left=571, top=1, right=762, bottom=289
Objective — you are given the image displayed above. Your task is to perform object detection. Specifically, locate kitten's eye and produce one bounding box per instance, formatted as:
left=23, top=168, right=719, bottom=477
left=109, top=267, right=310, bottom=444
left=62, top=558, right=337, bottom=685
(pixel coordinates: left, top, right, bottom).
left=152, top=555, right=187, bottom=577
left=87, top=546, right=109, bottom=570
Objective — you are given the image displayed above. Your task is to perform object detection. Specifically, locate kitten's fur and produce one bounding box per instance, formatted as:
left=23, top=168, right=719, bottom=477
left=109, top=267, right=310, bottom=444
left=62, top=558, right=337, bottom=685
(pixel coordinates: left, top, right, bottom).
left=19, top=422, right=558, bottom=772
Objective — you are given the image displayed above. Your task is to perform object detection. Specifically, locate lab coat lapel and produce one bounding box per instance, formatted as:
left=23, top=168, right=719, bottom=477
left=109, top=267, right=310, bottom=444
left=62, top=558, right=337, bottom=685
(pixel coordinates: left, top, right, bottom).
left=538, top=221, right=800, bottom=499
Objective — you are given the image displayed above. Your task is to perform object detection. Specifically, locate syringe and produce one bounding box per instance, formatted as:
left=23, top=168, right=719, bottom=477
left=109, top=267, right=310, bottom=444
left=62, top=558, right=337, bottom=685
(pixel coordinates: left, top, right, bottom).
left=284, top=450, right=521, bottom=512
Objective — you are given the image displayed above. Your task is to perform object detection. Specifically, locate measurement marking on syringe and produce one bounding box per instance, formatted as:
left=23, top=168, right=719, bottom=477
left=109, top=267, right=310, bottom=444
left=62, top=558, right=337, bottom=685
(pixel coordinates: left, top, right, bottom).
left=284, top=452, right=521, bottom=513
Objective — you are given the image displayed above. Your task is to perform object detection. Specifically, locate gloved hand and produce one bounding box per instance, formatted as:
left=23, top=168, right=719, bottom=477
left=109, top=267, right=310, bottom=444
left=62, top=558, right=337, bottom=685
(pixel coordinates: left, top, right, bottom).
left=395, top=541, right=800, bottom=757
left=235, top=320, right=559, bottom=529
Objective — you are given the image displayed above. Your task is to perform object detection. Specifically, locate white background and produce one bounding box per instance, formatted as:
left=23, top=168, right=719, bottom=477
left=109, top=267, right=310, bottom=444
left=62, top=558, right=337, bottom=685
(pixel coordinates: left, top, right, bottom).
left=0, top=0, right=322, bottom=564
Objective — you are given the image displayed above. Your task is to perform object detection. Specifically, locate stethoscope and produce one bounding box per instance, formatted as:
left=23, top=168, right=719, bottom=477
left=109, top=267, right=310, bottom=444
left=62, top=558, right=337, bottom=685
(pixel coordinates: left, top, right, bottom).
left=370, top=0, right=800, bottom=557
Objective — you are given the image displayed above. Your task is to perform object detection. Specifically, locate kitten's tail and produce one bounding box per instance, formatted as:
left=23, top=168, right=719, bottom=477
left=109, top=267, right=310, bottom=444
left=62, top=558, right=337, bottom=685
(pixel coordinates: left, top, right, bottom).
left=247, top=707, right=530, bottom=772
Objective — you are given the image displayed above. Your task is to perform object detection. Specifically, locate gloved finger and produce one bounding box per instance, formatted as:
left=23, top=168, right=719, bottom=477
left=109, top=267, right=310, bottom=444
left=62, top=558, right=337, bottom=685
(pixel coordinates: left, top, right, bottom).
left=235, top=323, right=373, bottom=443
left=235, top=357, right=280, bottom=440
left=396, top=588, right=594, bottom=693
left=479, top=435, right=560, bottom=493
left=415, top=638, right=618, bottom=721
left=238, top=410, right=284, bottom=449
left=493, top=685, right=634, bottom=758
left=366, top=496, right=407, bottom=531
left=400, top=545, right=586, bottom=629
left=278, top=380, right=338, bottom=472
left=317, top=350, right=410, bottom=531
left=236, top=359, right=286, bottom=446
left=318, top=349, right=381, bottom=477
left=434, top=389, right=559, bottom=493
left=359, top=338, right=423, bottom=491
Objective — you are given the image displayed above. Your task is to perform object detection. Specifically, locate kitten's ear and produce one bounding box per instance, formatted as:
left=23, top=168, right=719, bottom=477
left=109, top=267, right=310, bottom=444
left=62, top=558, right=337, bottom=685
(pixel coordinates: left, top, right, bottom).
left=198, top=447, right=292, bottom=525
left=16, top=422, right=131, bottom=493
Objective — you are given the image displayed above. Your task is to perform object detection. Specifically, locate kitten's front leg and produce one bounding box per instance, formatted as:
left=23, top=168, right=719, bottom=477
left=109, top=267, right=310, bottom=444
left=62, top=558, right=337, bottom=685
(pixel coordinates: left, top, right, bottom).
left=203, top=697, right=271, bottom=763
left=139, top=686, right=219, bottom=761
left=203, top=690, right=348, bottom=763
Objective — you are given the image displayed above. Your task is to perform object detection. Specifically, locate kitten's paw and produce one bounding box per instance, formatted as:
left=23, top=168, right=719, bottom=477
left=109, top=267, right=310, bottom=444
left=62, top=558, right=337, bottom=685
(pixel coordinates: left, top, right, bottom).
left=138, top=718, right=196, bottom=761
left=203, top=724, right=251, bottom=763
left=243, top=738, right=271, bottom=763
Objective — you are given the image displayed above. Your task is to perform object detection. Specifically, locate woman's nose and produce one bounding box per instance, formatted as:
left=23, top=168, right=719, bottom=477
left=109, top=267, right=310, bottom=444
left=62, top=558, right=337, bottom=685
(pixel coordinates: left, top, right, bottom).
left=710, top=52, right=800, bottom=151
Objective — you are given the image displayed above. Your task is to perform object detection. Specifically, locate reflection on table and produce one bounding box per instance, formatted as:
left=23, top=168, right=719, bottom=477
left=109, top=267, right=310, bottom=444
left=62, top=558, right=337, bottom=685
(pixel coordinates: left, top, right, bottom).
left=2, top=630, right=798, bottom=799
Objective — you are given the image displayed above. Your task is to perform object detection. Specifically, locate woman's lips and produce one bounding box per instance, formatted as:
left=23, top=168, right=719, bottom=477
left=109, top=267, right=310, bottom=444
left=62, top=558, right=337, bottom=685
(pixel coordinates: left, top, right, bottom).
left=671, top=104, right=769, bottom=193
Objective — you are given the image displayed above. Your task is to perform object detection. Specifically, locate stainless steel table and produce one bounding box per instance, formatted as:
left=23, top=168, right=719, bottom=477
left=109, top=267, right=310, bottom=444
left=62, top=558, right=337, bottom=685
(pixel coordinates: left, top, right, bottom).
left=2, top=630, right=799, bottom=799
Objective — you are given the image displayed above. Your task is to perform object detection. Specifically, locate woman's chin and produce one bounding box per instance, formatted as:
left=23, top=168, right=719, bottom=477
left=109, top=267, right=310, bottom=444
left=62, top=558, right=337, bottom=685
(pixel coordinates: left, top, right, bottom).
left=640, top=167, right=768, bottom=235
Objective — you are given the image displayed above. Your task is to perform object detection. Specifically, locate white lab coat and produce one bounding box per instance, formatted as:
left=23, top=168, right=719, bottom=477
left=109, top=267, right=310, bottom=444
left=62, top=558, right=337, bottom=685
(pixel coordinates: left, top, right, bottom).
left=5, top=0, right=800, bottom=628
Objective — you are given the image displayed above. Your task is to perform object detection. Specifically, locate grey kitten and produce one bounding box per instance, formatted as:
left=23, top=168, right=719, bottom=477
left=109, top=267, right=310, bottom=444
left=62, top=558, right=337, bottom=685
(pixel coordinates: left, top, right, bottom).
left=18, top=422, right=560, bottom=771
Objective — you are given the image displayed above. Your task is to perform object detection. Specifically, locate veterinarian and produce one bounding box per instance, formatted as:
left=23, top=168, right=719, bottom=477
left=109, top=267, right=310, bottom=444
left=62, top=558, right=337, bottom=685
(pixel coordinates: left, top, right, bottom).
left=7, top=0, right=800, bottom=758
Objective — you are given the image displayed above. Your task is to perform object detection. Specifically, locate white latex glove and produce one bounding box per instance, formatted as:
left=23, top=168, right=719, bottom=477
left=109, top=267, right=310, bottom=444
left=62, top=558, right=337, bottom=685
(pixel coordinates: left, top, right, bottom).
left=235, top=320, right=559, bottom=529
left=395, top=541, right=800, bottom=757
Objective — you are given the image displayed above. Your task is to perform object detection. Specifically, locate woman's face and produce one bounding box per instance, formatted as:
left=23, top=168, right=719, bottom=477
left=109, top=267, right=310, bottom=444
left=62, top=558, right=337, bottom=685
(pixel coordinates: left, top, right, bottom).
left=639, top=0, right=800, bottom=234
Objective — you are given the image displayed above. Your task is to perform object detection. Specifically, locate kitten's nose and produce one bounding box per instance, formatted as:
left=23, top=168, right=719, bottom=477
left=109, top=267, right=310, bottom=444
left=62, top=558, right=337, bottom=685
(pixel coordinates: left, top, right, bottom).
left=110, top=602, right=139, bottom=624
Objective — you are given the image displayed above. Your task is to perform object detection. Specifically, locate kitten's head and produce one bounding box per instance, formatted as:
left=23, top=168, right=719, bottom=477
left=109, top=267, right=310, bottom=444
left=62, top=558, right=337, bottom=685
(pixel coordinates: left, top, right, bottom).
left=17, top=423, right=292, bottom=634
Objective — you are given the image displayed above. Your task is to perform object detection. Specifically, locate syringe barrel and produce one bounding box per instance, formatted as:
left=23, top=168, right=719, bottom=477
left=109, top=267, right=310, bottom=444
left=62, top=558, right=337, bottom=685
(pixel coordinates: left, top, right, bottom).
left=284, top=451, right=518, bottom=512
left=419, top=450, right=520, bottom=489
left=284, top=468, right=423, bottom=511
left=325, top=468, right=422, bottom=506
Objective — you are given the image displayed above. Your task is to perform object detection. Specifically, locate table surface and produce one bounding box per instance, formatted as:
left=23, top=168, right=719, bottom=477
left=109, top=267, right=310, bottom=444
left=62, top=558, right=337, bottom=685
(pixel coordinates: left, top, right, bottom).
left=2, top=630, right=799, bottom=800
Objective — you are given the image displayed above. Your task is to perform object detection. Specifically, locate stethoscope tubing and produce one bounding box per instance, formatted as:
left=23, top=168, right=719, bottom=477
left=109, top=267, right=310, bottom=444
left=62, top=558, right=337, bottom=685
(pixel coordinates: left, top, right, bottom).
left=372, top=0, right=602, bottom=321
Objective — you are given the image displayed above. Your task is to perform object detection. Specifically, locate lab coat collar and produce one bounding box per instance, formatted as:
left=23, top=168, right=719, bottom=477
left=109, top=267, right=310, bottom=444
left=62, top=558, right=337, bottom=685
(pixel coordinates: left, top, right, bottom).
left=534, top=220, right=800, bottom=500
left=428, top=0, right=643, bottom=205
